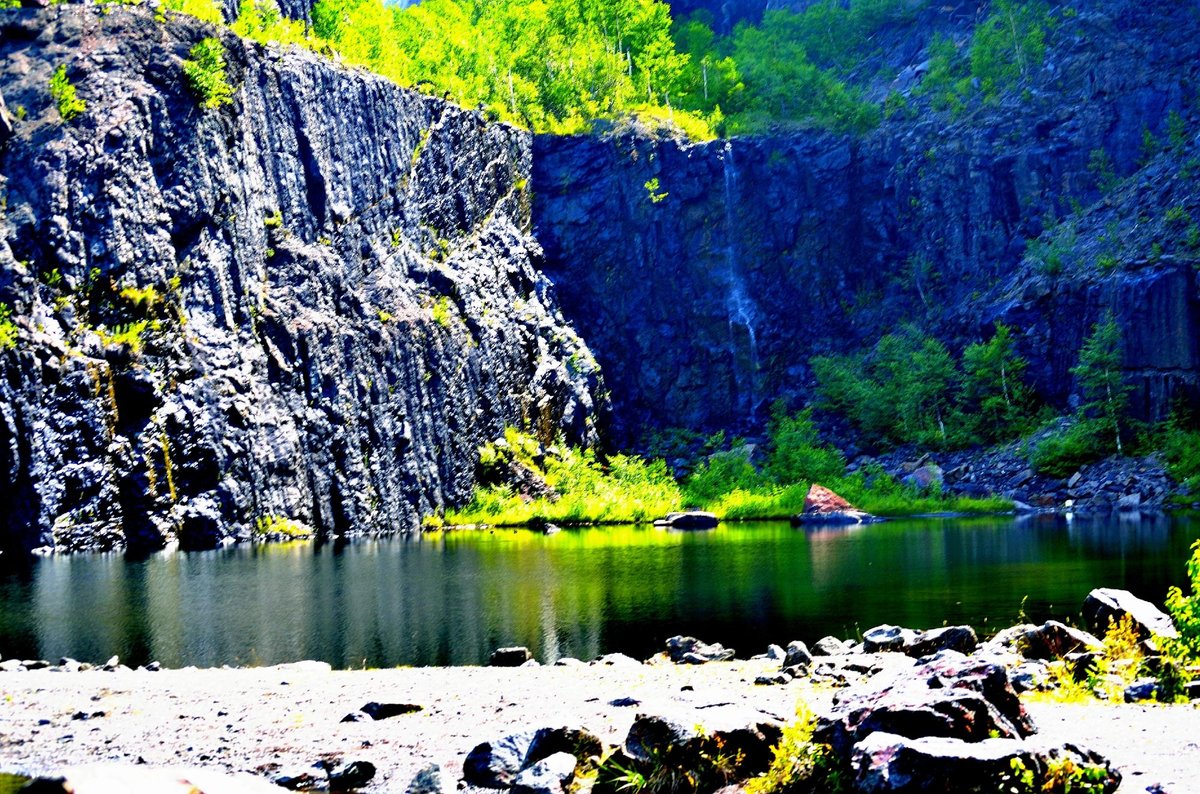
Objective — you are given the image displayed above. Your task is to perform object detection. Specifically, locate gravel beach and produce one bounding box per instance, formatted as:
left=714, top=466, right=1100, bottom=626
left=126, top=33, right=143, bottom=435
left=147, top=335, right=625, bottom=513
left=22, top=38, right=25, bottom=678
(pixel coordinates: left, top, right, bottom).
left=1, top=659, right=1198, bottom=793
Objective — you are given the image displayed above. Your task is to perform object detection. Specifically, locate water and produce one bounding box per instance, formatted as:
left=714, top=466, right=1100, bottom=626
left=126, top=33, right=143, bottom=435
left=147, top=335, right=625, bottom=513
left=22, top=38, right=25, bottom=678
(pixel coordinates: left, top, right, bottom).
left=721, top=142, right=761, bottom=425
left=1, top=514, right=1197, bottom=669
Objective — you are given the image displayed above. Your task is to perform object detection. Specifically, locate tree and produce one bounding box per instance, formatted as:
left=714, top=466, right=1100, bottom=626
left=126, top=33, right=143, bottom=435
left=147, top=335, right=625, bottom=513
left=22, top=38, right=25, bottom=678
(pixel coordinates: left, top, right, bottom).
left=765, top=404, right=844, bottom=485
left=1072, top=312, right=1129, bottom=454
left=961, top=322, right=1035, bottom=442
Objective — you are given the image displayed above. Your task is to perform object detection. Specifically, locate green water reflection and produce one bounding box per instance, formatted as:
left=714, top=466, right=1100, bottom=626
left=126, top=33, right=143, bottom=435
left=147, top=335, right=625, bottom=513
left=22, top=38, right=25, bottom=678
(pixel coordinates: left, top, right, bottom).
left=0, top=514, right=1197, bottom=668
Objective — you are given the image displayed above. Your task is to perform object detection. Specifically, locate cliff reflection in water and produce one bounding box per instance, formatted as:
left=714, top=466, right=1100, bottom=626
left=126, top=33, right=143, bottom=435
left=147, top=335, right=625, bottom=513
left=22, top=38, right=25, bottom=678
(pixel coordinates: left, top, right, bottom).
left=1, top=515, right=1197, bottom=669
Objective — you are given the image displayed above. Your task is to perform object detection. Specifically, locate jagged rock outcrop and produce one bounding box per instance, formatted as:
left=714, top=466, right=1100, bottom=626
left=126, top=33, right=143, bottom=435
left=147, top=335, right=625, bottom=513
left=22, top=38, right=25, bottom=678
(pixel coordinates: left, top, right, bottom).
left=0, top=5, right=602, bottom=554
left=533, top=0, right=1200, bottom=446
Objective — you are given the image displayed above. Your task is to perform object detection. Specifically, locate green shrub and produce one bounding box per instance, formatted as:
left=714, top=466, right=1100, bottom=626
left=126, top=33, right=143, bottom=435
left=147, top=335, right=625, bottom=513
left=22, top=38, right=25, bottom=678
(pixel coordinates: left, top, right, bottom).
left=684, top=449, right=762, bottom=504
left=1161, top=417, right=1200, bottom=491
left=183, top=37, right=234, bottom=110
left=970, top=0, right=1049, bottom=103
left=764, top=404, right=844, bottom=485
left=1032, top=419, right=1110, bottom=478
left=161, top=0, right=224, bottom=23
left=1159, top=540, right=1200, bottom=698
left=50, top=64, right=87, bottom=122
left=0, top=303, right=17, bottom=349
left=1072, top=312, right=1129, bottom=454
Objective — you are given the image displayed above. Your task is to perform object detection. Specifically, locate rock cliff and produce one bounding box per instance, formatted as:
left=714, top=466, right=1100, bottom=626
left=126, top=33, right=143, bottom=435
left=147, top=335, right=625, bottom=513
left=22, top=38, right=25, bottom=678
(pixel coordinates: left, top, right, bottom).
left=533, top=0, right=1200, bottom=446
left=0, top=6, right=601, bottom=554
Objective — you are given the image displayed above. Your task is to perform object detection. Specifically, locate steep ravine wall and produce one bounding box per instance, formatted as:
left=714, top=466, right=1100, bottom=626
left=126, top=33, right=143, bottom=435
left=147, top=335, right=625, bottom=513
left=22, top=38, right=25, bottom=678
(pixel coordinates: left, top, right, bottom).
left=533, top=0, right=1200, bottom=446
left=0, top=6, right=602, bottom=554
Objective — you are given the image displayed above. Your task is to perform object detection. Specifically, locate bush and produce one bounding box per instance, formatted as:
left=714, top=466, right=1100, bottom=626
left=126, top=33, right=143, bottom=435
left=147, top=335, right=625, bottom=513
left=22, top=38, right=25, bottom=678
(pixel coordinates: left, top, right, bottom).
left=1161, top=417, right=1200, bottom=491
left=1032, top=419, right=1111, bottom=478
left=183, top=37, right=234, bottom=110
left=161, top=0, right=224, bottom=24
left=0, top=303, right=16, bottom=349
left=1164, top=540, right=1200, bottom=662
left=49, top=64, right=86, bottom=122
left=764, top=405, right=844, bottom=484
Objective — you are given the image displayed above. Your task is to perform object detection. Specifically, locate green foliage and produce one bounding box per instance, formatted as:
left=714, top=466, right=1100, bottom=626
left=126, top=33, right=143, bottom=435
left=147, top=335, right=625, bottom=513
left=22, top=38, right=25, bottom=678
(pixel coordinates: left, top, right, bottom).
left=745, top=703, right=847, bottom=794
left=764, top=404, right=844, bottom=485
left=430, top=296, right=454, bottom=328
left=970, top=0, right=1048, bottom=103
left=49, top=64, right=86, bottom=122
left=254, top=515, right=315, bottom=539
left=231, top=0, right=310, bottom=46
left=0, top=303, right=17, bottom=350
left=644, top=177, right=669, bottom=204
left=960, top=323, right=1039, bottom=443
left=1167, top=109, right=1190, bottom=153
left=446, top=430, right=682, bottom=526
left=183, top=37, right=234, bottom=109
left=161, top=0, right=224, bottom=24
left=1032, top=419, right=1109, bottom=478
left=1164, top=540, right=1200, bottom=661
left=684, top=448, right=761, bottom=504
left=813, top=330, right=964, bottom=449
left=725, top=10, right=880, bottom=134
left=0, top=0, right=22, bottom=9
left=96, top=320, right=150, bottom=353
left=1160, top=416, right=1200, bottom=492
left=1072, top=312, right=1128, bottom=454
left=1087, top=148, right=1118, bottom=193
left=1007, top=755, right=1115, bottom=794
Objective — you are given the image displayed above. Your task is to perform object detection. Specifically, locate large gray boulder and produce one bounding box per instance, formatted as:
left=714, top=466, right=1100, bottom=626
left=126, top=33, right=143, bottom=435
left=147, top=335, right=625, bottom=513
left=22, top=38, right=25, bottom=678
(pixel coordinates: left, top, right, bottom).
left=624, top=706, right=782, bottom=779
left=851, top=732, right=1120, bottom=793
left=816, top=654, right=1035, bottom=755
left=1082, top=588, right=1178, bottom=640
left=664, top=636, right=735, bottom=664
left=463, top=732, right=538, bottom=788
left=511, top=752, right=577, bottom=794
left=986, top=621, right=1103, bottom=660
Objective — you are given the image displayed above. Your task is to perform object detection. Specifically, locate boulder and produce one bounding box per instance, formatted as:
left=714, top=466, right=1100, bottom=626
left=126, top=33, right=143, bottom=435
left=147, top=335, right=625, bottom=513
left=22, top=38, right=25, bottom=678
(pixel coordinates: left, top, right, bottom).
left=653, top=511, right=719, bottom=530
left=765, top=644, right=786, bottom=661
left=489, top=647, right=534, bottom=667
left=1117, top=493, right=1142, bottom=511
left=861, top=625, right=919, bottom=653
left=665, top=636, right=734, bottom=664
left=1082, top=588, right=1178, bottom=641
left=816, top=654, right=1034, bottom=755
left=904, top=626, right=978, bottom=658
left=526, top=727, right=604, bottom=767
left=328, top=761, right=375, bottom=791
left=405, top=765, right=453, bottom=794
left=624, top=707, right=782, bottom=778
left=511, top=752, right=577, bottom=794
left=359, top=702, right=422, bottom=720
left=792, top=485, right=877, bottom=526
left=782, top=640, right=813, bottom=668
left=851, top=733, right=1120, bottom=794
left=903, top=464, right=945, bottom=491
left=464, top=731, right=538, bottom=788
left=812, top=636, right=850, bottom=656
left=273, top=764, right=328, bottom=791
left=986, top=622, right=1103, bottom=660
left=1123, top=679, right=1161, bottom=703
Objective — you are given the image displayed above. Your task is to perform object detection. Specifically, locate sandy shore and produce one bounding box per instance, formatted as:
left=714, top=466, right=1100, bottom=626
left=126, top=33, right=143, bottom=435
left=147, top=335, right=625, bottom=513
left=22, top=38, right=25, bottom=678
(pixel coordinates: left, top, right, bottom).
left=0, top=660, right=1197, bottom=793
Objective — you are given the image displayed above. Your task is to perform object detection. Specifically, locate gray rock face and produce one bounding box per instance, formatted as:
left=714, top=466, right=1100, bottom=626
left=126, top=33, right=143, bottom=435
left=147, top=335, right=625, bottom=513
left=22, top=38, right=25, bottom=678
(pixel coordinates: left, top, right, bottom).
left=816, top=654, right=1035, bottom=755
left=0, top=7, right=601, bottom=554
left=851, top=733, right=1121, bottom=794
left=665, top=636, right=735, bottom=664
left=1083, top=587, right=1178, bottom=640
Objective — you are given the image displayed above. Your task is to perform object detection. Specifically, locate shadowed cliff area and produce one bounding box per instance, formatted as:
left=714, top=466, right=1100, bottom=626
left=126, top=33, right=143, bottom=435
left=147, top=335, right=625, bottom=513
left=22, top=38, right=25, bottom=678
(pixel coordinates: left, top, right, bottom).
left=532, top=0, right=1200, bottom=447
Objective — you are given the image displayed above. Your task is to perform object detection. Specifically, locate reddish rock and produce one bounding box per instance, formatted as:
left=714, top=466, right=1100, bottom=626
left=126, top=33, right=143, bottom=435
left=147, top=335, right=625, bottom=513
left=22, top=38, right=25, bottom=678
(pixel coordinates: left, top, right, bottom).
left=803, top=484, right=856, bottom=514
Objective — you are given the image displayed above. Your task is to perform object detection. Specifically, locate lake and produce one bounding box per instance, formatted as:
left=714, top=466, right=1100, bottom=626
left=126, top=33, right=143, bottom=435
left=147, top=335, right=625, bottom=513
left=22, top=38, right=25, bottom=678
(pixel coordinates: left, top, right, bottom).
left=1, top=514, right=1197, bottom=668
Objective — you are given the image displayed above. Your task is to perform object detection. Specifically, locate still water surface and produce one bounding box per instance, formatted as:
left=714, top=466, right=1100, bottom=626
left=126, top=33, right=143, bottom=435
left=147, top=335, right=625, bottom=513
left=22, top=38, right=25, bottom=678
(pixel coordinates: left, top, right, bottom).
left=1, top=514, right=1197, bottom=668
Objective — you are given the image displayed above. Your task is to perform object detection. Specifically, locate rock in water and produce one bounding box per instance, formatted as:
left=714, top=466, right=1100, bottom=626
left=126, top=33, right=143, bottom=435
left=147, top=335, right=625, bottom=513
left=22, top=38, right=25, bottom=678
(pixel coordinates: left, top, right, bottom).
left=1082, top=588, right=1178, bottom=640
left=490, top=647, right=534, bottom=667
left=792, top=485, right=878, bottom=526
left=653, top=512, right=719, bottom=529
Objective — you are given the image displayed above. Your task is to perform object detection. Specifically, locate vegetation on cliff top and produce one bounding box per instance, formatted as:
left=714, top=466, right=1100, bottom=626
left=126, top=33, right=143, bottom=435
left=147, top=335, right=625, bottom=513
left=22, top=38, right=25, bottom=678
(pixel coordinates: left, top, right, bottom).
left=137, top=0, right=1065, bottom=139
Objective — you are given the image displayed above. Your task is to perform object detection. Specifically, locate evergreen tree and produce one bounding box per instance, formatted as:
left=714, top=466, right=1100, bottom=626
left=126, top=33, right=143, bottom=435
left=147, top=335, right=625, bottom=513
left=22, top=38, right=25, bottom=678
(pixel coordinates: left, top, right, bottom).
left=1072, top=312, right=1129, bottom=454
